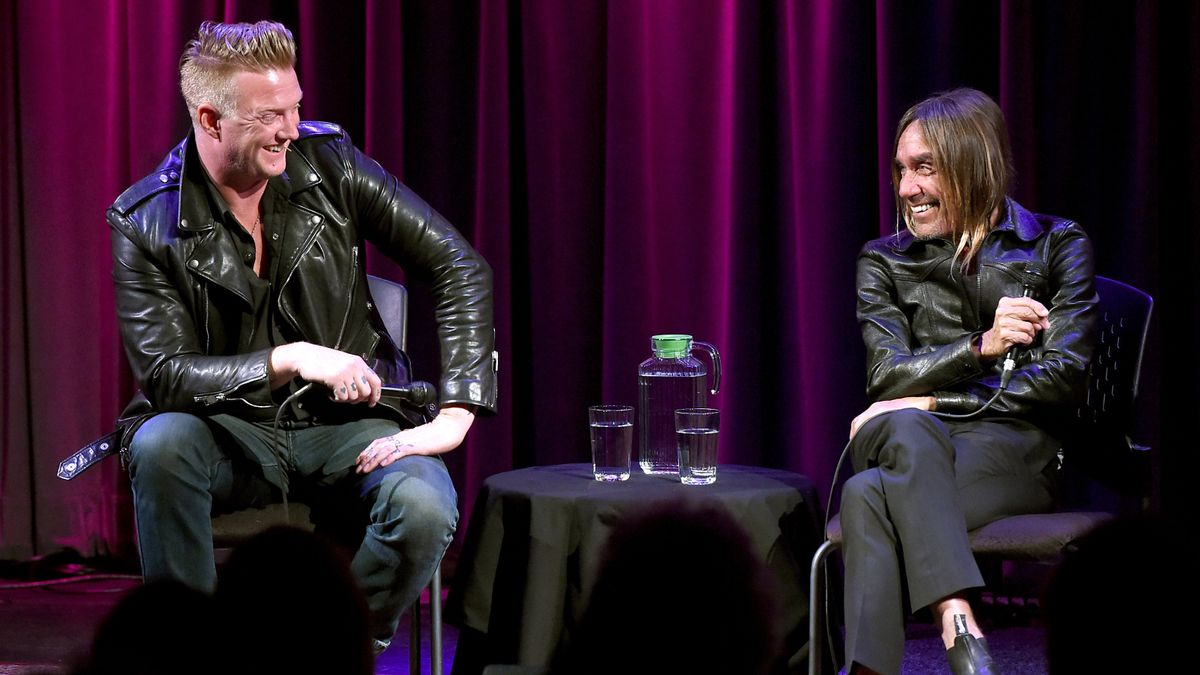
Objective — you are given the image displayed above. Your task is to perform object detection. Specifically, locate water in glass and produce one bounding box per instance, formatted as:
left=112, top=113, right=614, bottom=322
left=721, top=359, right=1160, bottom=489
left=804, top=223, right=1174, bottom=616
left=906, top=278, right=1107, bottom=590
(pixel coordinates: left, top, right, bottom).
left=677, top=427, right=718, bottom=485
left=591, top=420, right=633, bottom=481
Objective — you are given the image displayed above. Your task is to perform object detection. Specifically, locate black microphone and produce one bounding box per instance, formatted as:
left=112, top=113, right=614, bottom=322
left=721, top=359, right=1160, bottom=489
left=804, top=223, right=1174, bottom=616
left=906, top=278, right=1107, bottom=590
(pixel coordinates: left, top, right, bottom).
left=381, top=381, right=438, bottom=406
left=999, top=263, right=1046, bottom=389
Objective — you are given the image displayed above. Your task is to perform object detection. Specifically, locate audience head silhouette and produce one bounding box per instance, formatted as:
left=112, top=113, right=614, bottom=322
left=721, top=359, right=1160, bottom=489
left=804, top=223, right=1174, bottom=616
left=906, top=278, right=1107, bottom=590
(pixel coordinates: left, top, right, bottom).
left=71, top=579, right=216, bottom=675
left=213, top=525, right=374, bottom=675
left=555, top=498, right=783, bottom=675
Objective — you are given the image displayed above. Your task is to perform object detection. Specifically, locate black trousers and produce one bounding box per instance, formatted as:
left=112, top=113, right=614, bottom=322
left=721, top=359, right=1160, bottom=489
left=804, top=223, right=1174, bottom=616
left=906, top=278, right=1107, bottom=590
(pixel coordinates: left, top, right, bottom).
left=839, top=409, right=1058, bottom=675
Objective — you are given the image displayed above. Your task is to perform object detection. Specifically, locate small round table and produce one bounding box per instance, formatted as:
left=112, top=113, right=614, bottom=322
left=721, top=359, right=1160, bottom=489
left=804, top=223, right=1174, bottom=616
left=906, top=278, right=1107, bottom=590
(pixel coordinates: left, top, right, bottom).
left=445, top=463, right=822, bottom=674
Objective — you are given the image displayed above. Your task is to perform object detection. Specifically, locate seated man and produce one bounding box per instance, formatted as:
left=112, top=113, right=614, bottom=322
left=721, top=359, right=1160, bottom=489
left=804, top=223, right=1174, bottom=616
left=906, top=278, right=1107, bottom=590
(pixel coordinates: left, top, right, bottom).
left=109, top=20, right=495, bottom=652
left=841, top=88, right=1097, bottom=674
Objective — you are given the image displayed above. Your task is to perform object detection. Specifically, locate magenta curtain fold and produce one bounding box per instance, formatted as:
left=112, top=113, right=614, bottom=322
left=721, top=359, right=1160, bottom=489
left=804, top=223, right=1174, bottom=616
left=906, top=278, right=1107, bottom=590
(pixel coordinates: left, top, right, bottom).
left=518, top=0, right=609, bottom=475
left=600, top=0, right=741, bottom=434
left=1, top=0, right=33, bottom=558
left=1, top=0, right=1194, bottom=561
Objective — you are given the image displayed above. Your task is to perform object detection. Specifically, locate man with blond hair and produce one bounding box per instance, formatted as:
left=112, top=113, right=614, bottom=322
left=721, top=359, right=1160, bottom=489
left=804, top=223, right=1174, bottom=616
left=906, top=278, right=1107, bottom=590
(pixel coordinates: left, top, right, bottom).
left=109, top=20, right=495, bottom=653
left=838, top=88, right=1097, bottom=674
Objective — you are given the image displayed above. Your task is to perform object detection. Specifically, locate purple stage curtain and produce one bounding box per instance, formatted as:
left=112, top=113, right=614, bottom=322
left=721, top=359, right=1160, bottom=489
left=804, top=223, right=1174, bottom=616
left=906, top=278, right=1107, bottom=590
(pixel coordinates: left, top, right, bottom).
left=1, top=0, right=1195, bottom=562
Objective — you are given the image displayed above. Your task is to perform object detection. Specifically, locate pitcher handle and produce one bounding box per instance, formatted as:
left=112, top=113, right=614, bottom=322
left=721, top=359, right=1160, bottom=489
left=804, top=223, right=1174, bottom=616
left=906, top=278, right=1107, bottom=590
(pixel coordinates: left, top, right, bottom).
left=691, top=341, right=721, bottom=395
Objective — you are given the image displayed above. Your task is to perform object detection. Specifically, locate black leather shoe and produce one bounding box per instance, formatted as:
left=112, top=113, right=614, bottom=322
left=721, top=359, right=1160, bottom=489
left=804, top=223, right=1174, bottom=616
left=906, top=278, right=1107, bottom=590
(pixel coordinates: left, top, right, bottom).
left=945, top=614, right=998, bottom=675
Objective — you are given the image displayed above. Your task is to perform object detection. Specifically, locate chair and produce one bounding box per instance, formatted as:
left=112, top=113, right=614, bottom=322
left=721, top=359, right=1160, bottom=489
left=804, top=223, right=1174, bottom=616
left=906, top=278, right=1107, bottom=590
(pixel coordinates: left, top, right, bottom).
left=807, top=275, right=1154, bottom=675
left=210, top=274, right=445, bottom=675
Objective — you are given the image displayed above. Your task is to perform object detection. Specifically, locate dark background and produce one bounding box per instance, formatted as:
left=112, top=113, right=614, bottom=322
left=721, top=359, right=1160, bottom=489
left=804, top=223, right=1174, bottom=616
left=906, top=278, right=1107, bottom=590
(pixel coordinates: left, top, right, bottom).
left=2, top=0, right=1194, bottom=562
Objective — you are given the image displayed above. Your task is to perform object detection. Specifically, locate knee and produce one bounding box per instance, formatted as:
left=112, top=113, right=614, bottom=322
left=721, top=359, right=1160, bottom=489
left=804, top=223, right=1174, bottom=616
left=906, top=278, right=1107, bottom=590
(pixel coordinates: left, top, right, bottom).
left=127, top=413, right=210, bottom=486
left=854, top=408, right=949, bottom=468
left=840, top=470, right=884, bottom=520
left=861, top=407, right=940, bottom=437
left=371, top=461, right=458, bottom=542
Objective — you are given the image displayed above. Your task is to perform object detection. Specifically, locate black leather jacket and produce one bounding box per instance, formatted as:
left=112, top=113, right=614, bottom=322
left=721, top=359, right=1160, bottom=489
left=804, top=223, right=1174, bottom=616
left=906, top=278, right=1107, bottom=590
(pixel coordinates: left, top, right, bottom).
left=856, top=198, right=1097, bottom=434
left=109, top=121, right=496, bottom=443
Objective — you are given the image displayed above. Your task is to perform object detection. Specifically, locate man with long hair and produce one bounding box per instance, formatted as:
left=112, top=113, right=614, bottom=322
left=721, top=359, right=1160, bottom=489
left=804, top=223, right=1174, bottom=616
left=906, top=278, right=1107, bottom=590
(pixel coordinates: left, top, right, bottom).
left=109, top=20, right=495, bottom=654
left=840, top=88, right=1097, bottom=674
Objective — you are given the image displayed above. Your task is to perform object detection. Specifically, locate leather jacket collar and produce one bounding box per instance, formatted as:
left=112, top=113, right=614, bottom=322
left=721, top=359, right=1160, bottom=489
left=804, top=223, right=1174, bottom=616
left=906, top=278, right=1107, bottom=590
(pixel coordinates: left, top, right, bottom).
left=167, top=131, right=324, bottom=234
left=889, top=197, right=1045, bottom=253
left=162, top=134, right=334, bottom=310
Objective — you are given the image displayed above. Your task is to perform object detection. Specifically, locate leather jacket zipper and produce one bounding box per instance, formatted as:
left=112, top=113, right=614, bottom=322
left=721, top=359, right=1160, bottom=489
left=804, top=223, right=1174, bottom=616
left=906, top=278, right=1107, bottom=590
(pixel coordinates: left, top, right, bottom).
left=200, top=284, right=210, bottom=352
left=333, top=245, right=358, bottom=349
left=278, top=209, right=327, bottom=332
left=194, top=373, right=271, bottom=407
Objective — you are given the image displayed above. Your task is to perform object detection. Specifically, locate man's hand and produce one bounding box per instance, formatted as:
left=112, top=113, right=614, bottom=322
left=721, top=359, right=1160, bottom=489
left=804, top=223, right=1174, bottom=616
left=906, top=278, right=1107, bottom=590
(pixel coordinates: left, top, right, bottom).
left=977, top=296, right=1050, bottom=361
left=269, top=342, right=382, bottom=406
left=849, top=396, right=935, bottom=440
left=356, top=405, right=476, bottom=473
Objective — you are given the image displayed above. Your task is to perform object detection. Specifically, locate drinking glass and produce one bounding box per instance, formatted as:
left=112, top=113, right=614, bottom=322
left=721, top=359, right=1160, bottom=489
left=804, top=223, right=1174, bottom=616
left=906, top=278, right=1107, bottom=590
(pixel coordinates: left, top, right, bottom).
left=589, top=405, right=633, bottom=481
left=675, top=407, right=719, bottom=485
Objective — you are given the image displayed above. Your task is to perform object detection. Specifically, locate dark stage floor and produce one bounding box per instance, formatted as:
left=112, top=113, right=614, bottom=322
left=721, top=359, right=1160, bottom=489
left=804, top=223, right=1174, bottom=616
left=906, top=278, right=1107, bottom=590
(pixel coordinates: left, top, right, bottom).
left=0, top=576, right=458, bottom=675
left=0, top=575, right=1048, bottom=674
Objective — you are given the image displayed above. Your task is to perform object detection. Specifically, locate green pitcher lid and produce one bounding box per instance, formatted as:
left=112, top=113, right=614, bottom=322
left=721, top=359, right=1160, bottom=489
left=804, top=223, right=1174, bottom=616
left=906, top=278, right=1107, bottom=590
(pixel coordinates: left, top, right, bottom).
left=651, top=334, right=693, bottom=358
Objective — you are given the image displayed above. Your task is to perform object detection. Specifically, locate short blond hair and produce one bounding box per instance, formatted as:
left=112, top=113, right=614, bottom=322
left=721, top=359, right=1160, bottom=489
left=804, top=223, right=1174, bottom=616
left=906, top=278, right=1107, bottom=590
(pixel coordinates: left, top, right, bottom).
left=179, top=21, right=296, bottom=119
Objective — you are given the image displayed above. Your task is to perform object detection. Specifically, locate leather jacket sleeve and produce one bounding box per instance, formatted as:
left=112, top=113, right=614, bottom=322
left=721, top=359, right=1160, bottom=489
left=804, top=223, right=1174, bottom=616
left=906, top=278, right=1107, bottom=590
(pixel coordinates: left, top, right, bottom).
left=857, top=221, right=1098, bottom=422
left=334, top=137, right=496, bottom=412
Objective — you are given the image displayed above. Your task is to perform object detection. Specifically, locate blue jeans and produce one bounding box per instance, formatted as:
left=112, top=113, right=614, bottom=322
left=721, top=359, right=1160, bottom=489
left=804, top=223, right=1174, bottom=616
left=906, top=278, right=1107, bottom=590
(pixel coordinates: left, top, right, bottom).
left=127, top=412, right=458, bottom=643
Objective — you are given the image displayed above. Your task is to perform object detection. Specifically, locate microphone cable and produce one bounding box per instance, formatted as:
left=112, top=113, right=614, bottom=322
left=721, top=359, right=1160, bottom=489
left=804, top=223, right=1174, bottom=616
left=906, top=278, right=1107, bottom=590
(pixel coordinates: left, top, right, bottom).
left=271, top=383, right=315, bottom=523
left=266, top=379, right=437, bottom=522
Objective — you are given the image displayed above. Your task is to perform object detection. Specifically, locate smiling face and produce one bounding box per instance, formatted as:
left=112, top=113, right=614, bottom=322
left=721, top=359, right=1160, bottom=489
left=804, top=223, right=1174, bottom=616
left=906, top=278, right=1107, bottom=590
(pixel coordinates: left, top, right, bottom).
left=216, top=67, right=302, bottom=185
left=894, top=121, right=950, bottom=239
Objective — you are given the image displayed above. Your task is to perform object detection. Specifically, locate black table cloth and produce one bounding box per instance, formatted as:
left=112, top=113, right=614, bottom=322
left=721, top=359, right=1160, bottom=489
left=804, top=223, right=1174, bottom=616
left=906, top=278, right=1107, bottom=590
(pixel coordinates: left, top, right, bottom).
left=445, top=463, right=823, bottom=673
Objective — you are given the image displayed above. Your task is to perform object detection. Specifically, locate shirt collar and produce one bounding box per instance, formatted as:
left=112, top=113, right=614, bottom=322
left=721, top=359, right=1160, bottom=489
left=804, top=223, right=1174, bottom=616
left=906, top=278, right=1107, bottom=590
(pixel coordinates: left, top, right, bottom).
left=177, top=131, right=309, bottom=232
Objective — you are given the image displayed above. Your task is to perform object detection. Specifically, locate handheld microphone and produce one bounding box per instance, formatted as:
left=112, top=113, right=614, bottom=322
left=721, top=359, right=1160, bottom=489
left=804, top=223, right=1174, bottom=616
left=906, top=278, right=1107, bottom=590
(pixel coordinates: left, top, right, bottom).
left=381, top=380, right=438, bottom=406
left=999, top=263, right=1046, bottom=389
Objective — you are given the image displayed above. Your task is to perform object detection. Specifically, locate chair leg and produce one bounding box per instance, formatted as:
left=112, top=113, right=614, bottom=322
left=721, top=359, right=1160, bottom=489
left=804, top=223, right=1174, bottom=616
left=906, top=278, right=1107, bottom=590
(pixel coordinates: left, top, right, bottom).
left=809, top=539, right=840, bottom=675
left=431, top=564, right=443, bottom=675
left=410, top=590, right=422, bottom=673
left=408, top=560, right=444, bottom=675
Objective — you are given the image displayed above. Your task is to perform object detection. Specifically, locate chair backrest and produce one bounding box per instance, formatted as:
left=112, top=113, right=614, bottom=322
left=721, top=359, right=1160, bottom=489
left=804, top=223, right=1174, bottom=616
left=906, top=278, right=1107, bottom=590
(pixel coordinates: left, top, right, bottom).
left=1075, top=276, right=1153, bottom=433
left=367, top=274, right=408, bottom=351
left=1062, top=275, right=1154, bottom=509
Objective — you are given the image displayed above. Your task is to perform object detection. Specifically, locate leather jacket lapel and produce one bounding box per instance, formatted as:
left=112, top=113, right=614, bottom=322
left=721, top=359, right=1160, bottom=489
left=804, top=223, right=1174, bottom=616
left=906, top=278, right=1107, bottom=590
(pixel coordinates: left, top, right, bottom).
left=274, top=146, right=327, bottom=299
left=186, top=228, right=253, bottom=308
left=176, top=134, right=255, bottom=307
